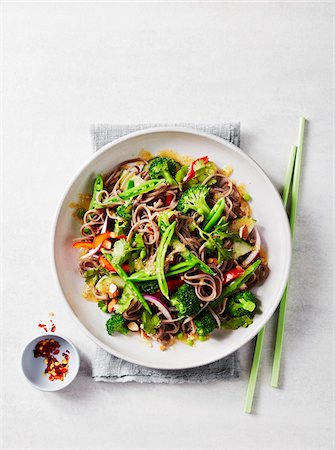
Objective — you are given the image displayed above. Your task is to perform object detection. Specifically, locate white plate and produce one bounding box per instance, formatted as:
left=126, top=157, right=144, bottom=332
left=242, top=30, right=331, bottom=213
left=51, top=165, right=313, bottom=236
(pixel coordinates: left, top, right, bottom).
left=52, top=127, right=291, bottom=369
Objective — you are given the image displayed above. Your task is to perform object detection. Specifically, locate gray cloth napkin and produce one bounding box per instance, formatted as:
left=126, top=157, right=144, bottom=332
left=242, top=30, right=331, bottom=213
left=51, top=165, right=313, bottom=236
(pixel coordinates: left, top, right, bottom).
left=91, top=122, right=240, bottom=383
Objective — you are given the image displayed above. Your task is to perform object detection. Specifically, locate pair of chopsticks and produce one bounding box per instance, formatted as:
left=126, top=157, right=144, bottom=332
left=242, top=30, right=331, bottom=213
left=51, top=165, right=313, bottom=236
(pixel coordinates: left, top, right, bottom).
left=244, top=117, right=306, bottom=413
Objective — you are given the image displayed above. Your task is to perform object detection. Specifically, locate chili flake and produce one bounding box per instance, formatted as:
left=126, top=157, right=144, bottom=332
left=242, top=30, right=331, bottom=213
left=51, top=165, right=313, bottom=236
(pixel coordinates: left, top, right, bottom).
left=50, top=320, right=56, bottom=333
left=33, top=339, right=70, bottom=381
left=37, top=318, right=57, bottom=333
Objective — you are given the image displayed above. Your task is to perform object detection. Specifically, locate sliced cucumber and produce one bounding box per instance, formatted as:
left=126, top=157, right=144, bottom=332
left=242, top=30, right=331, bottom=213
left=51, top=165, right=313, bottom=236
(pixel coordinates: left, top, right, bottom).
left=232, top=241, right=253, bottom=259
left=95, top=275, right=125, bottom=294
left=229, top=217, right=256, bottom=234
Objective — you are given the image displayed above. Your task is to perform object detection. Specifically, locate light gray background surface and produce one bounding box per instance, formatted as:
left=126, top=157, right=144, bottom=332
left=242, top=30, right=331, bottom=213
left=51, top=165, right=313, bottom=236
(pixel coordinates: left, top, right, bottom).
left=2, top=2, right=333, bottom=450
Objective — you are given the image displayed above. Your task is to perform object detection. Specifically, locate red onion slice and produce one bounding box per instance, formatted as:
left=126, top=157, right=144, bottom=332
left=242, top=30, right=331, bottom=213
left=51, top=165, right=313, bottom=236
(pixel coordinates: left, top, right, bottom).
left=242, top=226, right=261, bottom=268
left=80, top=215, right=109, bottom=260
left=143, top=295, right=173, bottom=320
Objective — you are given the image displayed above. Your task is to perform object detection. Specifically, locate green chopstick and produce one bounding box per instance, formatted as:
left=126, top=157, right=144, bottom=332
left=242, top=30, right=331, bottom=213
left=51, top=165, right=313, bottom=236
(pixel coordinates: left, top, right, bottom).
left=282, top=145, right=298, bottom=208
left=244, top=327, right=265, bottom=414
left=271, top=117, right=306, bottom=387
left=244, top=141, right=299, bottom=413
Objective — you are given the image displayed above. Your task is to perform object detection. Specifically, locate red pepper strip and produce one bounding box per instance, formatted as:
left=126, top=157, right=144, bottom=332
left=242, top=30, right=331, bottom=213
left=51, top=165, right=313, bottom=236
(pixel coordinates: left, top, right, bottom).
left=98, top=256, right=130, bottom=273
left=72, top=241, right=93, bottom=249
left=93, top=232, right=127, bottom=248
left=155, top=278, right=184, bottom=298
left=167, top=278, right=184, bottom=291
left=93, top=232, right=113, bottom=248
left=99, top=256, right=116, bottom=272
left=222, top=267, right=245, bottom=285
left=165, top=194, right=173, bottom=206
left=183, top=156, right=209, bottom=182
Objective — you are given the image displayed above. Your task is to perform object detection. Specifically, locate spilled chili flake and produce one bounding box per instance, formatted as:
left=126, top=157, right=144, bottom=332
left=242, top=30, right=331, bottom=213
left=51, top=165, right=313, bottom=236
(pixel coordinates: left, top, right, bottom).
left=38, top=323, right=48, bottom=332
left=50, top=321, right=56, bottom=333
left=33, top=338, right=70, bottom=381
left=37, top=316, right=56, bottom=333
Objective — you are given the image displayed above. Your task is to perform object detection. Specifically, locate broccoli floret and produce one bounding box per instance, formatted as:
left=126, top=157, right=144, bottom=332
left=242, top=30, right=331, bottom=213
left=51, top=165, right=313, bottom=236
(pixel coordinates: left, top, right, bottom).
left=194, top=311, right=217, bottom=336
left=177, top=185, right=211, bottom=218
left=226, top=291, right=256, bottom=318
left=116, top=201, right=132, bottom=221
left=149, top=157, right=179, bottom=185
left=221, top=315, right=253, bottom=330
left=106, top=313, right=129, bottom=335
left=170, top=284, right=201, bottom=317
left=138, top=279, right=159, bottom=294
left=114, top=201, right=132, bottom=235
left=114, top=221, right=128, bottom=236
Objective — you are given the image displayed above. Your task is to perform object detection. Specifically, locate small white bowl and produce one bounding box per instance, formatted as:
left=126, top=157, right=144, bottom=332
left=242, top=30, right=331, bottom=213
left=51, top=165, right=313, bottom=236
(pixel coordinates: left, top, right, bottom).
left=21, top=334, right=80, bottom=391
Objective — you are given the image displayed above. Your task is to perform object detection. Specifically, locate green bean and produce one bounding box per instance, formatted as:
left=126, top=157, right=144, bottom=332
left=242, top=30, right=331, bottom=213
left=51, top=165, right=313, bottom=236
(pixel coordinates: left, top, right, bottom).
left=203, top=197, right=226, bottom=232
left=155, top=222, right=176, bottom=299
left=101, top=179, right=164, bottom=206
left=183, top=251, right=214, bottom=275
left=165, top=262, right=198, bottom=277
left=119, top=179, right=164, bottom=200
left=89, top=175, right=104, bottom=209
left=127, top=262, right=197, bottom=282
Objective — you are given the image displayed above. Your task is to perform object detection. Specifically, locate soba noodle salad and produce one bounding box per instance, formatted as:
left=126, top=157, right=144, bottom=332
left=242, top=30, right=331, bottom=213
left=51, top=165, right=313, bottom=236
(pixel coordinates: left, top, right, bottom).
left=72, top=154, right=269, bottom=348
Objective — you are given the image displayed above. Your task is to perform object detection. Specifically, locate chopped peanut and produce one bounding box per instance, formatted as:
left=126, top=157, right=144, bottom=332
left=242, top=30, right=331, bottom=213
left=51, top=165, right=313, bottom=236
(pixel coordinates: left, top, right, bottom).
left=207, top=257, right=218, bottom=264
left=140, top=329, right=150, bottom=340
left=108, top=299, right=118, bottom=313
left=102, top=240, right=112, bottom=250
left=109, top=283, right=119, bottom=298
left=127, top=322, right=139, bottom=332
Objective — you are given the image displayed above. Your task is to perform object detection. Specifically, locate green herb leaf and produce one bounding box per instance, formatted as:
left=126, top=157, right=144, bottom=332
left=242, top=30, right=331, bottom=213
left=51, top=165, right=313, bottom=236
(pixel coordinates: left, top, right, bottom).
left=84, top=268, right=100, bottom=287
left=141, top=310, right=161, bottom=335
left=115, top=283, right=134, bottom=314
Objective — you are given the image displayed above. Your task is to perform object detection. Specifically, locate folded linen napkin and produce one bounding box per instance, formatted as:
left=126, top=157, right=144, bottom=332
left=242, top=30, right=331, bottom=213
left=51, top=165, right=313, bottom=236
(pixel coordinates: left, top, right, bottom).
left=91, top=122, right=240, bottom=383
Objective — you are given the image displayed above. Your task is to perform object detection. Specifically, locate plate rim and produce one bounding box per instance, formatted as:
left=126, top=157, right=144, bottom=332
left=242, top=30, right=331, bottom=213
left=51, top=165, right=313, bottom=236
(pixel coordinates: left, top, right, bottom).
left=50, top=126, right=292, bottom=369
